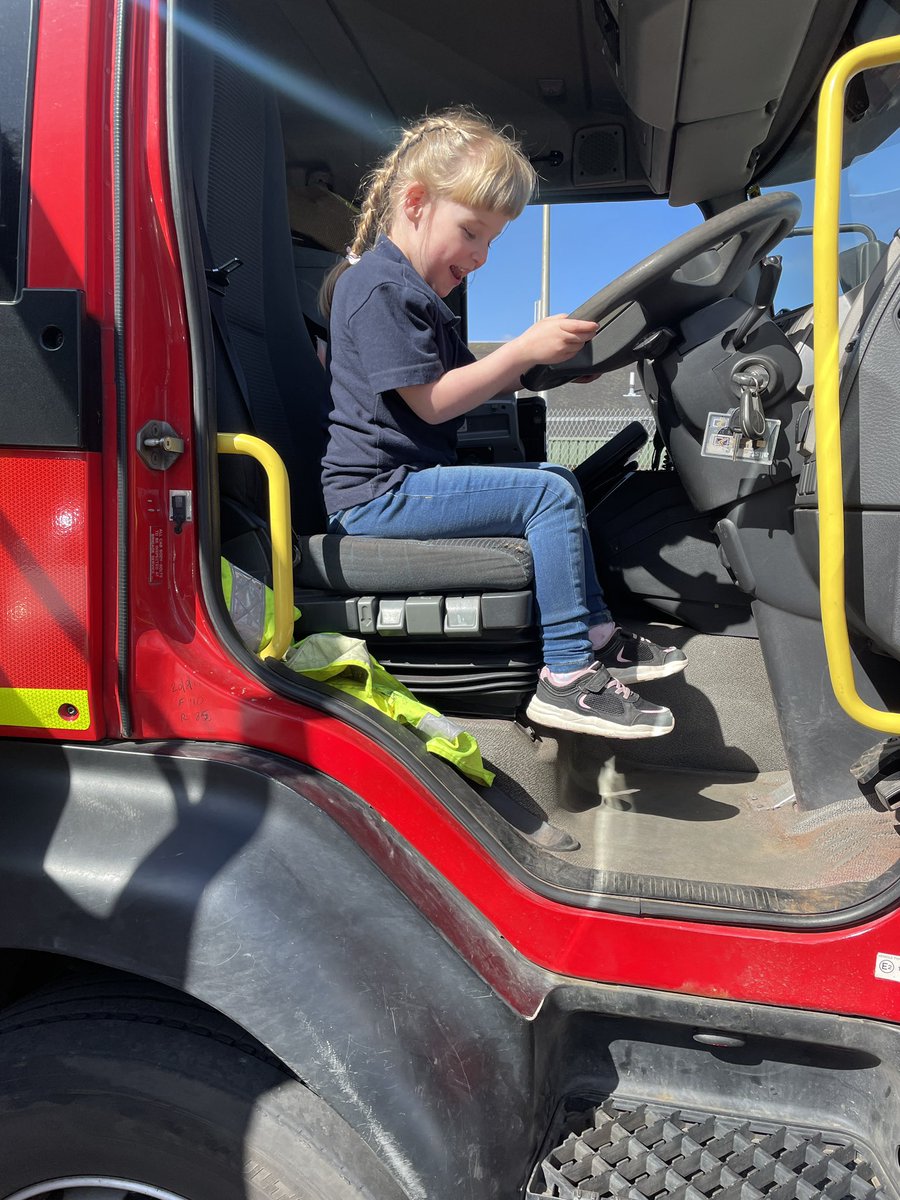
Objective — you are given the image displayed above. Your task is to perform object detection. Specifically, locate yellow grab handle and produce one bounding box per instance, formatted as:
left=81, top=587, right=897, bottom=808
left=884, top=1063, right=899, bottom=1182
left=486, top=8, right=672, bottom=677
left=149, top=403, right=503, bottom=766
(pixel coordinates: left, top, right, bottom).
left=217, top=432, right=294, bottom=661
left=813, top=35, right=900, bottom=732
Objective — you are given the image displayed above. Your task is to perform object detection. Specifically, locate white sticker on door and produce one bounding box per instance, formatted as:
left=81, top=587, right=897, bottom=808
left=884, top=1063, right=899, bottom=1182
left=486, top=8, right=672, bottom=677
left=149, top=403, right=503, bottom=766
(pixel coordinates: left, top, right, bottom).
left=875, top=952, right=900, bottom=981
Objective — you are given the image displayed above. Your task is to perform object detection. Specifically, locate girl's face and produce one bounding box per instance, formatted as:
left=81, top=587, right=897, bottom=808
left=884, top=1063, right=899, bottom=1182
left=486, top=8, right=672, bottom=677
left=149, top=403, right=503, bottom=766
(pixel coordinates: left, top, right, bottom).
left=393, top=189, right=508, bottom=298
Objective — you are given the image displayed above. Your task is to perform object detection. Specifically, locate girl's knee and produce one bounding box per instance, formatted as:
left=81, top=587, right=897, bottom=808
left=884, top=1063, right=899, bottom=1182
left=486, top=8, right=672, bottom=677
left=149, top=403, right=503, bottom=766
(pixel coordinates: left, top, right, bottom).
left=534, top=463, right=583, bottom=504
left=531, top=471, right=582, bottom=520
left=541, top=465, right=580, bottom=503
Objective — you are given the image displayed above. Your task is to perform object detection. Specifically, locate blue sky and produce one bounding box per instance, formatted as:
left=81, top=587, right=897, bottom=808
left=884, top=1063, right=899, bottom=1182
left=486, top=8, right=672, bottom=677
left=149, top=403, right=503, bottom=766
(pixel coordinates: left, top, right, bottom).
left=468, top=126, right=900, bottom=341
left=467, top=198, right=699, bottom=341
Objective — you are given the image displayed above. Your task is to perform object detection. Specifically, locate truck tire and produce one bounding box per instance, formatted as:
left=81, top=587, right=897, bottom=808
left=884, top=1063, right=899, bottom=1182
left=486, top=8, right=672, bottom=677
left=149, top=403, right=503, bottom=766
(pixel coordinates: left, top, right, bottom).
left=0, top=981, right=408, bottom=1200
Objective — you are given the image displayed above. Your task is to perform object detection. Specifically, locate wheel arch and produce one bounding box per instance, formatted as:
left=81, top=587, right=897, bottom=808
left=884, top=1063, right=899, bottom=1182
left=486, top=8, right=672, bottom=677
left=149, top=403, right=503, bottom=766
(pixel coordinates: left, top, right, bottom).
left=0, top=739, right=537, bottom=1200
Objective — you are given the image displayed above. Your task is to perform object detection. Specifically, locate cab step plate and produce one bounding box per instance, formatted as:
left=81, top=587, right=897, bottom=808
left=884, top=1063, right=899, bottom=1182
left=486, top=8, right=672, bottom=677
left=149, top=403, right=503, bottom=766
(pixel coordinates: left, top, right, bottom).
left=527, top=1099, right=888, bottom=1200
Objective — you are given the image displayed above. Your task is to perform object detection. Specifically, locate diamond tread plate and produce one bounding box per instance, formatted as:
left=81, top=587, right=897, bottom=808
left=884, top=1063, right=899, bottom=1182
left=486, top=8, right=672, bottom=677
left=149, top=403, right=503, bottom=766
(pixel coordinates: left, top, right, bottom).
left=528, top=1100, right=888, bottom=1200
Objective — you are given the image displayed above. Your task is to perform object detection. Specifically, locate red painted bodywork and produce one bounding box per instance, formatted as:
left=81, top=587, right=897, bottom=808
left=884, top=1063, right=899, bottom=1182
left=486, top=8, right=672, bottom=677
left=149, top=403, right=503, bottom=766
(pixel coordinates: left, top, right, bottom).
left=27, top=0, right=117, bottom=735
left=0, top=451, right=103, bottom=740
left=20, top=0, right=900, bottom=1026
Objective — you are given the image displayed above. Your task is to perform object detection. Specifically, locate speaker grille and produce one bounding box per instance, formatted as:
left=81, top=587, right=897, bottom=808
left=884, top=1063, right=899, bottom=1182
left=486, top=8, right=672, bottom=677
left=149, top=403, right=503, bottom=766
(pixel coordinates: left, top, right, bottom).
left=573, top=125, right=625, bottom=184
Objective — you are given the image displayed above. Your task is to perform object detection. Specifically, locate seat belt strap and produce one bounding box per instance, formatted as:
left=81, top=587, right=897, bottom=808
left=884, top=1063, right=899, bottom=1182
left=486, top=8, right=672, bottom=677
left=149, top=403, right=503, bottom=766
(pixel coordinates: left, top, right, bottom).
left=194, top=187, right=302, bottom=565
left=193, top=187, right=256, bottom=433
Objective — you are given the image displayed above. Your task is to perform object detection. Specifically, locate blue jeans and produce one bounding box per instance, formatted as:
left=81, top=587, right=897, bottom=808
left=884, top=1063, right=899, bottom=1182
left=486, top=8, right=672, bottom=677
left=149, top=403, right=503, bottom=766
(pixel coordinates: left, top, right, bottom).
left=329, top=463, right=612, bottom=671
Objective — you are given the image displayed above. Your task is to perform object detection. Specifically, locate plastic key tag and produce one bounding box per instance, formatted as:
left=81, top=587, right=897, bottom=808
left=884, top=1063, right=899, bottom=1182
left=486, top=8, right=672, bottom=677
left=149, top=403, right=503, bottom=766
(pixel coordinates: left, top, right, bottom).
left=701, top=411, right=780, bottom=465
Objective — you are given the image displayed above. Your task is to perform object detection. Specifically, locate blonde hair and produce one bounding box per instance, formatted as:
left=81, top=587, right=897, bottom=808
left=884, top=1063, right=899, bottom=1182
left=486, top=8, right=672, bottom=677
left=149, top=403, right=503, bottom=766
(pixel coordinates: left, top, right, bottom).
left=320, top=108, right=536, bottom=317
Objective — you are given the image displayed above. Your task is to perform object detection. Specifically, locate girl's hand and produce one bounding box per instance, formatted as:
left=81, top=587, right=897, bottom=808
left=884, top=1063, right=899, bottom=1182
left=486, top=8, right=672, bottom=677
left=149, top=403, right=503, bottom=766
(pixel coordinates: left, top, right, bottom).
left=398, top=316, right=600, bottom=424
left=514, top=314, right=599, bottom=367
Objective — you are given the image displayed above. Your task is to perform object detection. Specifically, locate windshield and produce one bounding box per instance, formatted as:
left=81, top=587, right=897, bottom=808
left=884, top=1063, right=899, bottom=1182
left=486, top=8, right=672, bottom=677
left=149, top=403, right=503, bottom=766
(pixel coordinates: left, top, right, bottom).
left=468, top=197, right=702, bottom=470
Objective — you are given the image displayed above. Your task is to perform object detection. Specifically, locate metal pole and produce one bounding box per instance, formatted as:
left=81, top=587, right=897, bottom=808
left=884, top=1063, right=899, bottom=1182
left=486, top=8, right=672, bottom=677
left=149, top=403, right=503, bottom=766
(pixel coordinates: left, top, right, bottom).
left=537, top=205, right=551, bottom=402
left=541, top=205, right=551, bottom=319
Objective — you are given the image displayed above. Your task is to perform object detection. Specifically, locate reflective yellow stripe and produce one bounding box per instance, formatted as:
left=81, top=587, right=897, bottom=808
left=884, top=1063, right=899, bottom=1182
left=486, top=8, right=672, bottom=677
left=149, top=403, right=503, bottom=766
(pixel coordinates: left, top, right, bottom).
left=814, top=35, right=900, bottom=733
left=0, top=688, right=91, bottom=731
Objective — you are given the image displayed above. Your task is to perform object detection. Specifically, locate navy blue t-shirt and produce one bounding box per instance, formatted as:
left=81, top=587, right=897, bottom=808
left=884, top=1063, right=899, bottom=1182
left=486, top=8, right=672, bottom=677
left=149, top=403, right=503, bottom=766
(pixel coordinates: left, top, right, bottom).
left=321, top=236, right=474, bottom=515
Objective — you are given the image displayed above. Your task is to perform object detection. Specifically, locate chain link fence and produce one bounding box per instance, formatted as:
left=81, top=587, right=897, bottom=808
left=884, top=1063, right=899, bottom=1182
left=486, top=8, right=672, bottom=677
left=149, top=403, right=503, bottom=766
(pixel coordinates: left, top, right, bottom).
left=546, top=401, right=656, bottom=469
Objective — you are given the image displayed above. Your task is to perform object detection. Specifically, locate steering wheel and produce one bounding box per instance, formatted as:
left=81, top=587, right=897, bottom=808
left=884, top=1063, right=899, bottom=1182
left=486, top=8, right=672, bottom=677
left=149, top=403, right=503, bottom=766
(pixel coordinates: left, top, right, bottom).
left=522, top=191, right=801, bottom=392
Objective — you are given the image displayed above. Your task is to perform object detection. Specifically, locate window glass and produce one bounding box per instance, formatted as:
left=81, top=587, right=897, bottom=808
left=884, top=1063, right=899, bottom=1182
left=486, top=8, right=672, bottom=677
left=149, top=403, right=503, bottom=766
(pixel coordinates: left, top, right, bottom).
left=760, top=0, right=900, bottom=317
left=0, top=0, right=36, bottom=302
left=763, top=126, right=900, bottom=314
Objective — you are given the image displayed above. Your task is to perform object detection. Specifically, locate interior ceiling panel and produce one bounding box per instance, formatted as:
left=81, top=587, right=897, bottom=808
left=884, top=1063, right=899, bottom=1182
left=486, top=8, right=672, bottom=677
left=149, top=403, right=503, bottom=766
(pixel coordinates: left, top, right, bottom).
left=332, top=0, right=561, bottom=132
left=265, top=0, right=626, bottom=199
left=346, top=0, right=622, bottom=116
left=234, top=0, right=866, bottom=205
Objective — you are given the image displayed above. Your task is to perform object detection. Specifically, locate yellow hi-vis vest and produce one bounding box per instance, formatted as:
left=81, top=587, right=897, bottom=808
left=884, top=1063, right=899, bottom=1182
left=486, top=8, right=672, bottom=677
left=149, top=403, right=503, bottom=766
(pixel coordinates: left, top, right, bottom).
left=285, top=634, right=494, bottom=787
left=222, top=560, right=494, bottom=787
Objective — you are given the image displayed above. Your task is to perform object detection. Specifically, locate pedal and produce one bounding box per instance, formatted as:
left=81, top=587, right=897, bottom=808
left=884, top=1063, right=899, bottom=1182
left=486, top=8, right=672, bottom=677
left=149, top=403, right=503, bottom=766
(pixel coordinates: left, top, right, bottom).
left=851, top=737, right=900, bottom=786
left=851, top=737, right=900, bottom=810
left=875, top=776, right=900, bottom=809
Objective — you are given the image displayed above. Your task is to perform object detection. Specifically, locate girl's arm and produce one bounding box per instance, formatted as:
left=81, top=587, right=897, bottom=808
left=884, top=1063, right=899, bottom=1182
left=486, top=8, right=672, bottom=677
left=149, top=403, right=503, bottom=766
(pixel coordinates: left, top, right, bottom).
left=397, top=314, right=598, bottom=425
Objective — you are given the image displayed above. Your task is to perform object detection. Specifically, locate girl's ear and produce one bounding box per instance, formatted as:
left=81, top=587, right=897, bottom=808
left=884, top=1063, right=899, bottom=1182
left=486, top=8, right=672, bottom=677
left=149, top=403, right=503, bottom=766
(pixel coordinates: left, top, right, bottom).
left=402, top=182, right=428, bottom=222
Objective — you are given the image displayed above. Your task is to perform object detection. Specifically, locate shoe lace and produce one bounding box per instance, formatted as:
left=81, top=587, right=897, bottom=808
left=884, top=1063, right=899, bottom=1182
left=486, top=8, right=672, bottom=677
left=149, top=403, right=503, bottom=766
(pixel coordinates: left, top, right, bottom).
left=605, top=676, right=635, bottom=699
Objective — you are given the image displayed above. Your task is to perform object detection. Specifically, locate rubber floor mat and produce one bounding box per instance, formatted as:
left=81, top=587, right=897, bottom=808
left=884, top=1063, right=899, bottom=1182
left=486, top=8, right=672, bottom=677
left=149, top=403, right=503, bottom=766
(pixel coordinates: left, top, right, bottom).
left=527, top=1099, right=888, bottom=1200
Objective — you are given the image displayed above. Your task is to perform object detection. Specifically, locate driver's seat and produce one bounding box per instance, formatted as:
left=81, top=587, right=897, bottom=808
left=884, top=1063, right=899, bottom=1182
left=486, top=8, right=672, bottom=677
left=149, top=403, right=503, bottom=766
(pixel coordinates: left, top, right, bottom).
left=289, top=423, right=647, bottom=715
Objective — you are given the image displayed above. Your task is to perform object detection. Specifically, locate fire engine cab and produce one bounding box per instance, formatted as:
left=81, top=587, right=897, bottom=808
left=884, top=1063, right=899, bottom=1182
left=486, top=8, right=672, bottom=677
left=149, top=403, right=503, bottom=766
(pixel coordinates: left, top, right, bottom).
left=2, top=0, right=900, bottom=1196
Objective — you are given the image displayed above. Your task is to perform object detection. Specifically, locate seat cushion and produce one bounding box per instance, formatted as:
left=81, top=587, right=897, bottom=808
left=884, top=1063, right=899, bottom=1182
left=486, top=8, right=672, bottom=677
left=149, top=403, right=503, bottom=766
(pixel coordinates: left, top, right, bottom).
left=295, top=534, right=533, bottom=593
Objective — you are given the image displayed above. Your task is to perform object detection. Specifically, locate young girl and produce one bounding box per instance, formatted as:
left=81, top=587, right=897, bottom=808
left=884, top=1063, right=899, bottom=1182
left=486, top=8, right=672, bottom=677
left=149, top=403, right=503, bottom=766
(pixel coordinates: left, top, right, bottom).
left=321, top=109, right=685, bottom=738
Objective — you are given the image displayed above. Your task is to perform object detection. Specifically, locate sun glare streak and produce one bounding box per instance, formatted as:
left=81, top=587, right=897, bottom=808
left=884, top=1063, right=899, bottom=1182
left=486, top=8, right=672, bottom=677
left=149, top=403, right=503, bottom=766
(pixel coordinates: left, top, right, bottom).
left=157, top=0, right=395, bottom=145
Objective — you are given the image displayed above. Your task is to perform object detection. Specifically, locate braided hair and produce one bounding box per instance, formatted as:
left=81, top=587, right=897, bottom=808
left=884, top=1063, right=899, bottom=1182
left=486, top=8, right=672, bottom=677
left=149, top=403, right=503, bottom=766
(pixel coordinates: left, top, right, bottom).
left=320, top=108, right=536, bottom=317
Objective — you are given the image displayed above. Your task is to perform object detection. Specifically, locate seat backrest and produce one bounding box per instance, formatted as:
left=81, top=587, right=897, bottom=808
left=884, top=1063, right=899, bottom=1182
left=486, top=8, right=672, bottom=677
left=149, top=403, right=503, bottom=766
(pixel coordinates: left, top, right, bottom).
left=293, top=243, right=342, bottom=342
left=781, top=235, right=900, bottom=399
left=839, top=238, right=889, bottom=294
left=182, top=0, right=330, bottom=537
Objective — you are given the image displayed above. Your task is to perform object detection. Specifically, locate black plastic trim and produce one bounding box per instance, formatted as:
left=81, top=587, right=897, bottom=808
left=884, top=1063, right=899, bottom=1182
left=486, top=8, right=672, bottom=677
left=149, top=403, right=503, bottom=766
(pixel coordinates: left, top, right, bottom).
left=0, top=289, right=100, bottom=449
left=536, top=983, right=900, bottom=1200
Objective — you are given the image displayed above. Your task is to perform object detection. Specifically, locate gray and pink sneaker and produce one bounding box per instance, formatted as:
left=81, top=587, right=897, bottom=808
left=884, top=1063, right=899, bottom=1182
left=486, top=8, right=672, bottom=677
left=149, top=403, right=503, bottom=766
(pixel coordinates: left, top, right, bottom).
left=595, top=628, right=687, bottom=685
left=525, top=664, right=674, bottom=738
